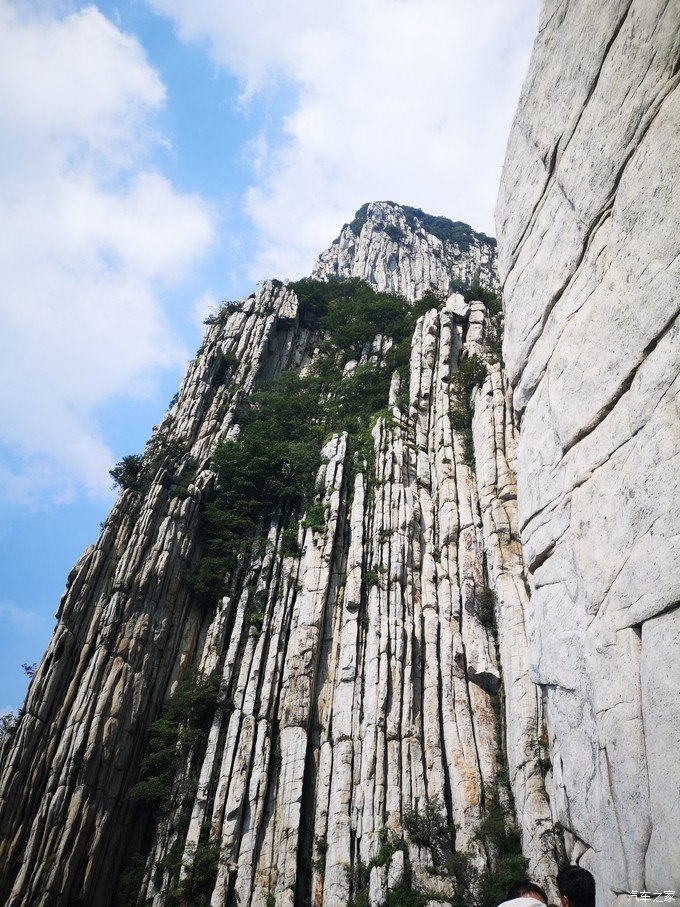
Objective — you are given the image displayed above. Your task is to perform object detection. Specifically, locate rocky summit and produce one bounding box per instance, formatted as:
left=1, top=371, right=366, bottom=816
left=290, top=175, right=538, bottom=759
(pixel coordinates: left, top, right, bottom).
left=314, top=202, right=499, bottom=300
left=0, top=2, right=678, bottom=907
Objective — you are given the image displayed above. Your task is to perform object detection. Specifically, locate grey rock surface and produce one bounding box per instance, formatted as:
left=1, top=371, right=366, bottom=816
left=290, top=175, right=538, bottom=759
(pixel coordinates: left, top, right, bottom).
left=496, top=0, right=680, bottom=902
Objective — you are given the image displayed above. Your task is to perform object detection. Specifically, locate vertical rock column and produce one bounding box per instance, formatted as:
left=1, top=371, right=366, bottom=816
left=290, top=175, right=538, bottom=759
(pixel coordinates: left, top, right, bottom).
left=471, top=332, right=559, bottom=892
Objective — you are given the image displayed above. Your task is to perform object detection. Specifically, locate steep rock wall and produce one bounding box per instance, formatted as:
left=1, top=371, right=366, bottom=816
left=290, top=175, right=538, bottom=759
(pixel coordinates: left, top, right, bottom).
left=0, top=206, right=558, bottom=905
left=496, top=1, right=680, bottom=902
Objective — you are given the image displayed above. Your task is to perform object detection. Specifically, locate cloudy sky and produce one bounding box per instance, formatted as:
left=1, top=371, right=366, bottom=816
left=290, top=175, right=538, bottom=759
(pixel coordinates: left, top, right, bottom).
left=0, top=0, right=541, bottom=710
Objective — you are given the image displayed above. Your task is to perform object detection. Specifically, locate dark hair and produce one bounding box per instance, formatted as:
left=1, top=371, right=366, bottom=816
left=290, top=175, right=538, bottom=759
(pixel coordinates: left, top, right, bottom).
left=556, top=866, right=596, bottom=907
left=506, top=880, right=548, bottom=903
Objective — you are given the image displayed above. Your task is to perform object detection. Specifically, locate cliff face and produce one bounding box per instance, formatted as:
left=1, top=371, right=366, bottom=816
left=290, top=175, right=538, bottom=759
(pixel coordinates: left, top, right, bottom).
left=0, top=204, right=558, bottom=906
left=496, top=0, right=680, bottom=902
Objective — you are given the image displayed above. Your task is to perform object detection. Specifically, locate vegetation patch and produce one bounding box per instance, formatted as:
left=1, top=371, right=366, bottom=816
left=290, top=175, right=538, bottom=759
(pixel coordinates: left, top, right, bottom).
left=213, top=349, right=240, bottom=384
left=403, top=796, right=451, bottom=862
left=449, top=354, right=487, bottom=468
left=346, top=203, right=497, bottom=251
left=385, top=223, right=405, bottom=242
left=347, top=829, right=449, bottom=907
left=476, top=586, right=497, bottom=631
left=280, top=525, right=301, bottom=557
left=129, top=671, right=222, bottom=807
left=349, top=203, right=370, bottom=236
left=110, top=430, right=188, bottom=498
left=339, top=795, right=528, bottom=907
left=400, top=206, right=496, bottom=250
left=193, top=279, right=444, bottom=604
left=474, top=789, right=527, bottom=906
left=165, top=842, right=221, bottom=907
left=313, top=835, right=328, bottom=874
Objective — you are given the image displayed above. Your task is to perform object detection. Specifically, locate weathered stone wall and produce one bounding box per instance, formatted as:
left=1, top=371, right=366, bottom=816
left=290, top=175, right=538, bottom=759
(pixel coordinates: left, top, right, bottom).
left=496, top=1, right=680, bottom=902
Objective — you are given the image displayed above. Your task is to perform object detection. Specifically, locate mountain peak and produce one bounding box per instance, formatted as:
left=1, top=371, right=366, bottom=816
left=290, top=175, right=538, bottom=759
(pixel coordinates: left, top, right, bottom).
left=349, top=201, right=495, bottom=247
left=313, top=200, right=498, bottom=301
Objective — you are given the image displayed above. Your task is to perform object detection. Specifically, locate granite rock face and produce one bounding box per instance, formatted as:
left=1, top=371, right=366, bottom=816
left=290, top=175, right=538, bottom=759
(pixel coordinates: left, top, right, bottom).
left=314, top=201, right=499, bottom=301
left=0, top=208, right=558, bottom=905
left=496, top=1, right=680, bottom=902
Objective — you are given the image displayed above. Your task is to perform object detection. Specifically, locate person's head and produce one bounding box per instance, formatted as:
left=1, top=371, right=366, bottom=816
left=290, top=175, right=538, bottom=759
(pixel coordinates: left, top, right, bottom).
left=506, top=880, right=548, bottom=904
left=556, top=866, right=596, bottom=907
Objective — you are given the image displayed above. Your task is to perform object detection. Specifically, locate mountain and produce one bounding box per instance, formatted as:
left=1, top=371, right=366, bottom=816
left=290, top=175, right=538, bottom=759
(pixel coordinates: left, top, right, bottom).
left=0, top=203, right=558, bottom=906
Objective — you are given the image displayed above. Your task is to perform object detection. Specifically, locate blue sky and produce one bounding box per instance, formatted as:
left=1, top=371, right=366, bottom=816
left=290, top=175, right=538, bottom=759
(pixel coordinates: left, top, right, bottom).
left=0, top=0, right=541, bottom=712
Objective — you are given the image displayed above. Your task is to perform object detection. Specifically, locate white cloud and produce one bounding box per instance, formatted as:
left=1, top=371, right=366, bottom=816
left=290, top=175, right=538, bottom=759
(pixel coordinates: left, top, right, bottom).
left=147, top=0, right=540, bottom=279
left=0, top=1, right=214, bottom=504
left=191, top=289, right=220, bottom=328
left=0, top=600, right=51, bottom=635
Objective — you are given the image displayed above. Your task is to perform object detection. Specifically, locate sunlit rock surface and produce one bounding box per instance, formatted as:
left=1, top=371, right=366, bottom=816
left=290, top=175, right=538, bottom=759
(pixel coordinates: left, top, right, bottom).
left=496, top=0, right=680, bottom=902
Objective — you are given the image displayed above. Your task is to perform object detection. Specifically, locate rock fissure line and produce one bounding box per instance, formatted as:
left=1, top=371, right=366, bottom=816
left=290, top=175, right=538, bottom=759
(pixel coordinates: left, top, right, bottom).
left=560, top=304, right=680, bottom=458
